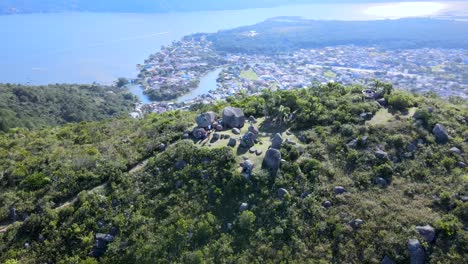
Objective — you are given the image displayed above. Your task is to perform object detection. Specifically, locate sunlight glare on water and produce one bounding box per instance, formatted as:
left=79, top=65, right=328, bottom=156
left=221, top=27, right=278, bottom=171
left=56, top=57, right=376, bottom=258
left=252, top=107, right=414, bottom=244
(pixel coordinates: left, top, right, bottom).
left=363, top=2, right=448, bottom=18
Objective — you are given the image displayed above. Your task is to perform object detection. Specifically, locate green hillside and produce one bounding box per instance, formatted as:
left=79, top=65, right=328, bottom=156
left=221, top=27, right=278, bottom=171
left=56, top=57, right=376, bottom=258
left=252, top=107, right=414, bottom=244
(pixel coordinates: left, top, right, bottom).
left=0, top=84, right=136, bottom=132
left=0, top=83, right=466, bottom=263
left=206, top=18, right=468, bottom=54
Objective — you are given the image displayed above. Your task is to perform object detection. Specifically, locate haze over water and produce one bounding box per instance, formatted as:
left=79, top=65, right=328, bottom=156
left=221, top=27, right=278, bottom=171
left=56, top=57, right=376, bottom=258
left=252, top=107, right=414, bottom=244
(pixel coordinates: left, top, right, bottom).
left=0, top=1, right=465, bottom=85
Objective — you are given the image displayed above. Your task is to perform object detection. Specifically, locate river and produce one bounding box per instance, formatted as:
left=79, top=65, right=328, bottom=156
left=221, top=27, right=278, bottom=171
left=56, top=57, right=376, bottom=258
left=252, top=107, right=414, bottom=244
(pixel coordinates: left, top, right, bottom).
left=176, top=68, right=223, bottom=103
left=0, top=1, right=466, bottom=102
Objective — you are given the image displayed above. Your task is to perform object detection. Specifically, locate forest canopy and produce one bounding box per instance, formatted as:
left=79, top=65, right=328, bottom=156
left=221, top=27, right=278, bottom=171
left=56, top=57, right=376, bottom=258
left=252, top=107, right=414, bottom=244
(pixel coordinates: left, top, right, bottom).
left=0, top=83, right=136, bottom=132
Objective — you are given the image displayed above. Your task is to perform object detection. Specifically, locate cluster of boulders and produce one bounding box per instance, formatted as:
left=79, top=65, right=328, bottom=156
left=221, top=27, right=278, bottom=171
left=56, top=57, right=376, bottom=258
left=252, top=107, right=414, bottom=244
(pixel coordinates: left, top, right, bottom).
left=89, top=232, right=116, bottom=257
left=189, top=107, right=247, bottom=147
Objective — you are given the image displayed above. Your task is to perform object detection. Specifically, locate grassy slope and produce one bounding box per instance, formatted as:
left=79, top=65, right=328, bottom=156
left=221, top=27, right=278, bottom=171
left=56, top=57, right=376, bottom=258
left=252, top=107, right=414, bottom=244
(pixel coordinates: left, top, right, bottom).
left=0, top=85, right=466, bottom=263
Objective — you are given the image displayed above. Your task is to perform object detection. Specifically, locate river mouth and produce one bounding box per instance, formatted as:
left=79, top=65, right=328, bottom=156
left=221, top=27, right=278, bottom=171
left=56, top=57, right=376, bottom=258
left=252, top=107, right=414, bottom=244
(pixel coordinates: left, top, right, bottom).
left=128, top=68, right=223, bottom=104
left=126, top=84, right=151, bottom=104
left=175, top=68, right=223, bottom=103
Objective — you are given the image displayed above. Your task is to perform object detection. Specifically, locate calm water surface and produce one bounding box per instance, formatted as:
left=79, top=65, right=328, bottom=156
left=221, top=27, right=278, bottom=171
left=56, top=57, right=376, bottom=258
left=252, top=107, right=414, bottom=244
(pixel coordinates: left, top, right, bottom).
left=0, top=1, right=465, bottom=87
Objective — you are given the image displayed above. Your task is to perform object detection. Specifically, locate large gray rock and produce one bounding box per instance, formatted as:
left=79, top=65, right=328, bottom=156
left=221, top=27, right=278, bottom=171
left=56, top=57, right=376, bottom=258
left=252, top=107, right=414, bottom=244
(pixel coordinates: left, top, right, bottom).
left=90, top=233, right=115, bottom=257
left=227, top=138, right=237, bottom=147
left=242, top=160, right=254, bottom=177
left=175, top=160, right=187, bottom=170
left=240, top=132, right=256, bottom=148
left=416, top=225, right=436, bottom=243
left=407, top=142, right=418, bottom=152
left=347, top=139, right=358, bottom=148
left=377, top=98, right=387, bottom=107
left=9, top=208, right=17, bottom=222
left=375, top=150, right=389, bottom=160
left=95, top=233, right=115, bottom=242
left=248, top=125, right=259, bottom=135
left=334, top=186, right=347, bottom=194
left=433, top=124, right=449, bottom=144
left=381, top=255, right=395, bottom=264
left=350, top=219, right=364, bottom=229
left=193, top=128, right=207, bottom=140
left=239, top=202, right=249, bottom=212
left=196, top=111, right=217, bottom=128
left=407, top=239, right=425, bottom=264
left=222, top=107, right=245, bottom=128
left=360, top=112, right=373, bottom=120
left=159, top=143, right=167, bottom=151
left=374, top=177, right=388, bottom=187
left=271, top=133, right=283, bottom=150
left=449, top=147, right=462, bottom=156
left=277, top=188, right=289, bottom=199
left=262, top=148, right=282, bottom=172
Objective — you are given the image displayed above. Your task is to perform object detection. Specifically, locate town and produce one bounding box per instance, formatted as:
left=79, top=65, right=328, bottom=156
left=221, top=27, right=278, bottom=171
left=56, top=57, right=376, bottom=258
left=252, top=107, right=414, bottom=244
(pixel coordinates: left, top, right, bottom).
left=134, top=38, right=467, bottom=115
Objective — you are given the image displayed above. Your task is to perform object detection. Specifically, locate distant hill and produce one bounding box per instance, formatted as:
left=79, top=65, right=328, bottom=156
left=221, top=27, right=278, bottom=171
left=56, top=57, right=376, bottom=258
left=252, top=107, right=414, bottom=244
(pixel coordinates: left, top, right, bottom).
left=205, top=17, right=468, bottom=54
left=0, top=83, right=136, bottom=131
left=0, top=0, right=453, bottom=15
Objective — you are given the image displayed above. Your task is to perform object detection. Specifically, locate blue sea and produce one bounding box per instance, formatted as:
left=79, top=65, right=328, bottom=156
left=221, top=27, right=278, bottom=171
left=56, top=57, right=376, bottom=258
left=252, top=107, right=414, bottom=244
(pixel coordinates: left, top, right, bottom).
left=0, top=1, right=465, bottom=85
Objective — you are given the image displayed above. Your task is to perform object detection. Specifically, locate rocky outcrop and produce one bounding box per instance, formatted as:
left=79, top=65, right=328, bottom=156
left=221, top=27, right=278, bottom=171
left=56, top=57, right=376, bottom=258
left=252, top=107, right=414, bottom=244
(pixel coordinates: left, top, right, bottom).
left=248, top=125, right=259, bottom=135
left=416, top=225, right=435, bottom=243
left=360, top=112, right=373, bottom=120
left=277, top=188, right=289, bottom=199
left=449, top=147, right=462, bottom=155
left=374, top=177, right=388, bottom=187
left=334, top=186, right=347, bottom=194
left=196, top=111, right=216, bottom=128
left=263, top=148, right=281, bottom=172
left=228, top=138, right=237, bottom=147
left=222, top=107, right=245, bottom=128
left=377, top=98, right=387, bottom=107
left=240, top=132, right=256, bottom=148
left=381, top=255, right=395, bottom=264
left=349, top=219, right=364, bottom=229
left=271, top=133, right=283, bottom=150
left=242, top=160, right=254, bottom=178
left=407, top=239, right=425, bottom=264
left=9, top=208, right=17, bottom=223
left=239, top=202, right=249, bottom=212
left=90, top=233, right=115, bottom=258
left=433, top=124, right=449, bottom=144
left=175, top=160, right=187, bottom=170
left=193, top=128, right=207, bottom=140
left=375, top=150, right=389, bottom=160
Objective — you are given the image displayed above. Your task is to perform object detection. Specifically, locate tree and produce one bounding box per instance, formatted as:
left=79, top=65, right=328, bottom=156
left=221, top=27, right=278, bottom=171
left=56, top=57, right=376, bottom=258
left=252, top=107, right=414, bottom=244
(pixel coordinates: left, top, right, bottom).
left=116, top=78, right=129, bottom=88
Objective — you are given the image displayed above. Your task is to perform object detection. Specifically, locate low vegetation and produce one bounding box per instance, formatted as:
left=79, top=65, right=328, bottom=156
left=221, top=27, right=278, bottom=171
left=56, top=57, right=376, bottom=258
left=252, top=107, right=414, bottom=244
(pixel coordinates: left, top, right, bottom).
left=0, top=84, right=136, bottom=132
left=0, top=83, right=466, bottom=263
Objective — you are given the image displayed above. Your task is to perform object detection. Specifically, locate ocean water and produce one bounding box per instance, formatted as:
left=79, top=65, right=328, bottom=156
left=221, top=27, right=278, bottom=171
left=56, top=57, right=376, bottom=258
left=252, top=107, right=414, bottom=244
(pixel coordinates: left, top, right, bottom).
left=0, top=1, right=465, bottom=85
